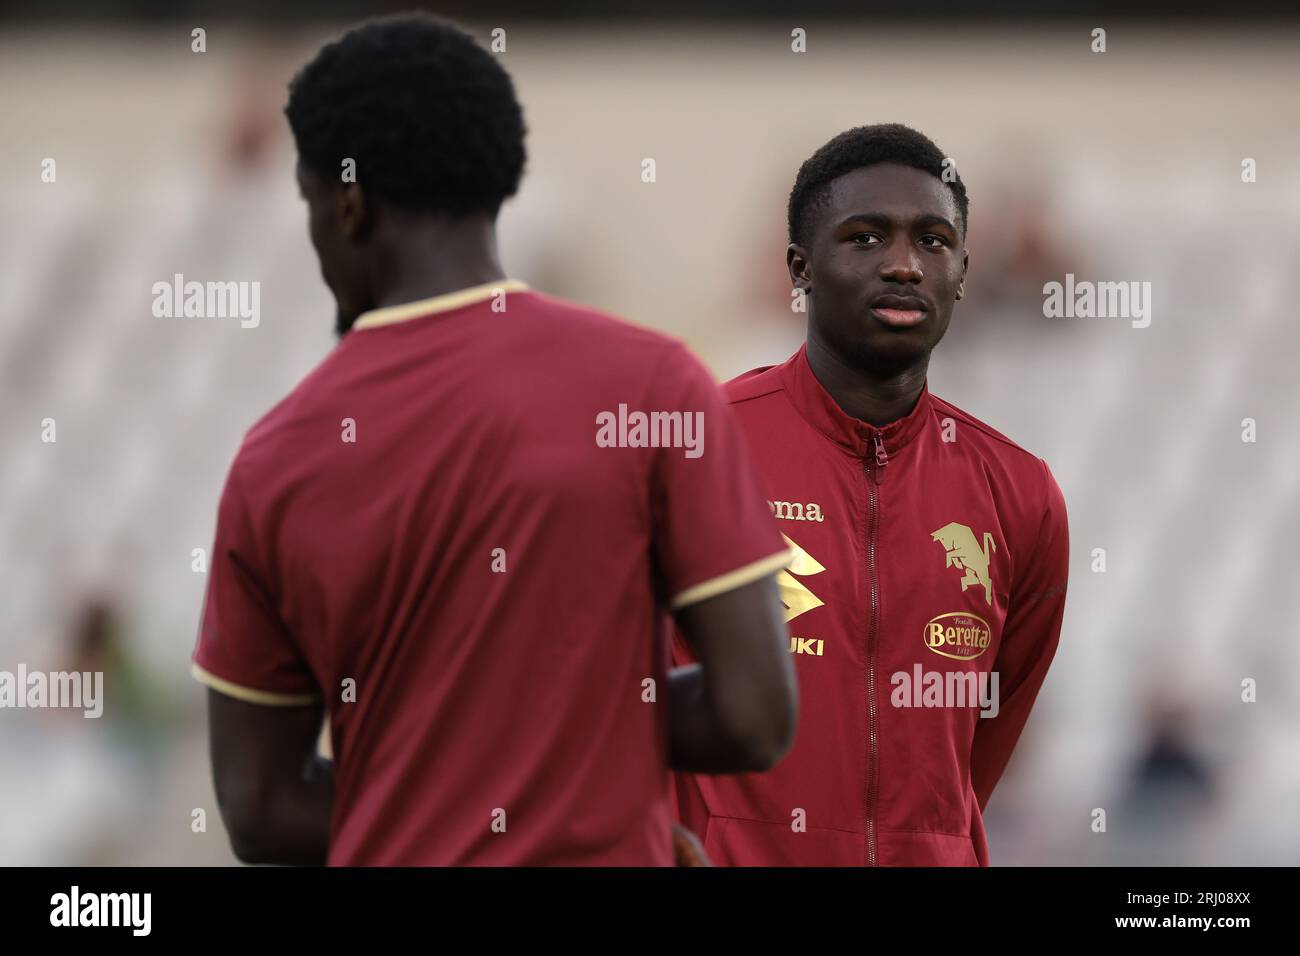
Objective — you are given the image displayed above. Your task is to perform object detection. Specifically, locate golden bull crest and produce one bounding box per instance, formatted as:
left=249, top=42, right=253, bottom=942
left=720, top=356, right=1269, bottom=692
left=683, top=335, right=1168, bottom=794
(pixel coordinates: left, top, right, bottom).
left=931, top=522, right=996, bottom=605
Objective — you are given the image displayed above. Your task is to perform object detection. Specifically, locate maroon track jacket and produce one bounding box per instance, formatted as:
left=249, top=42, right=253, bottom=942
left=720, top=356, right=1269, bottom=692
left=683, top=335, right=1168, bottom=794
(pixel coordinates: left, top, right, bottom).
left=672, top=345, right=1069, bottom=866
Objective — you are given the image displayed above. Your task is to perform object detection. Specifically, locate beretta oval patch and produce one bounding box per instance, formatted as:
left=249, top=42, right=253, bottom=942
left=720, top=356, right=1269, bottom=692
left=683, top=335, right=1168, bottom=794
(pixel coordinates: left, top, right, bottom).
left=923, top=612, right=993, bottom=661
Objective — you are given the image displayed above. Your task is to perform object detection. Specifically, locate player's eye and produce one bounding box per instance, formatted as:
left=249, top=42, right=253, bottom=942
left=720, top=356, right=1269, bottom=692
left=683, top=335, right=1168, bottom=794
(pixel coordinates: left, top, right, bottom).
left=850, top=233, right=881, bottom=246
left=919, top=235, right=948, bottom=248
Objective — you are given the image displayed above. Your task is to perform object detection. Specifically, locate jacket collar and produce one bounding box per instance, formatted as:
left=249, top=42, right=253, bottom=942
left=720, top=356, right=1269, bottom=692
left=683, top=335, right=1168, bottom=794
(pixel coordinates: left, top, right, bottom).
left=779, top=343, right=932, bottom=459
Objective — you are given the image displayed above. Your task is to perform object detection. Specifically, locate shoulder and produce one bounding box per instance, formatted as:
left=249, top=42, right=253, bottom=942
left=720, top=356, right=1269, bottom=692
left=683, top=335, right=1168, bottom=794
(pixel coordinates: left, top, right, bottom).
left=518, top=290, right=683, bottom=350
left=514, top=292, right=720, bottom=390
left=723, top=362, right=788, bottom=407
left=929, top=392, right=1047, bottom=473
left=929, top=391, right=1067, bottom=525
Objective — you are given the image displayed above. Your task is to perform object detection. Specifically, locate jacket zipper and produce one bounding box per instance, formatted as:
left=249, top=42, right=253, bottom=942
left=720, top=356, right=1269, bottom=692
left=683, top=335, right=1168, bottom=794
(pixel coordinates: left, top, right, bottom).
left=865, top=432, right=888, bottom=866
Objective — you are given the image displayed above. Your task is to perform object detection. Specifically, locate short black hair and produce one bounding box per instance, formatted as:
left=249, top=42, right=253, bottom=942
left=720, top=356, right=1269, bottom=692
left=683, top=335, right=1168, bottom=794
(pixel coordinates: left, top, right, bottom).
left=285, top=13, right=526, bottom=219
left=787, top=123, right=968, bottom=246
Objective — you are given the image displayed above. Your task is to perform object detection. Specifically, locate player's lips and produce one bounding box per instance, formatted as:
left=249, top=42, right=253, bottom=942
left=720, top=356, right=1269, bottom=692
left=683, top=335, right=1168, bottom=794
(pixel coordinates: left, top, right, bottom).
left=868, top=294, right=929, bottom=328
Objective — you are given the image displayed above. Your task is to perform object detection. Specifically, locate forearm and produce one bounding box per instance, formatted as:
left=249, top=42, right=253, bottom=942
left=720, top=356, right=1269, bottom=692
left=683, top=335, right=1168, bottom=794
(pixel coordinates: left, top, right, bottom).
left=667, top=664, right=776, bottom=773
left=227, top=755, right=334, bottom=865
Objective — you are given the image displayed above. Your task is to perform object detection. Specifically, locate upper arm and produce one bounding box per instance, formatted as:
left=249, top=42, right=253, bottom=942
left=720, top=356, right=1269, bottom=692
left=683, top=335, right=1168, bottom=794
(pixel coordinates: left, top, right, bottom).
left=970, top=459, right=1069, bottom=809
left=206, top=689, right=333, bottom=865
left=207, top=689, right=325, bottom=824
left=648, top=342, right=789, bottom=611
left=193, top=462, right=320, bottom=705
left=194, top=463, right=327, bottom=848
left=649, top=343, right=796, bottom=745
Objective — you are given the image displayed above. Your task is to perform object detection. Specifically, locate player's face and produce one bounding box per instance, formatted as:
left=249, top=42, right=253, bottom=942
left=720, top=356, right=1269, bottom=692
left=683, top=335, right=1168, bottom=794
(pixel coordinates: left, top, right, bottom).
left=296, top=160, right=369, bottom=335
left=790, top=163, right=968, bottom=377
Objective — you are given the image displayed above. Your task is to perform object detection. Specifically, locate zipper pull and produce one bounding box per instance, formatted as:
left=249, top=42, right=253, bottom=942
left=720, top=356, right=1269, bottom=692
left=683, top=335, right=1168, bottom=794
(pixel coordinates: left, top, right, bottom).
left=873, top=433, right=888, bottom=468
left=870, top=433, right=888, bottom=484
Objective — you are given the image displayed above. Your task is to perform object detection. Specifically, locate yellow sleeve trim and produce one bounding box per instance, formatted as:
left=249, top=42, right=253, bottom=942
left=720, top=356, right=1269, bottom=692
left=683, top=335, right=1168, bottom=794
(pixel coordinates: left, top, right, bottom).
left=352, top=280, right=529, bottom=331
left=669, top=548, right=793, bottom=610
left=192, top=662, right=321, bottom=707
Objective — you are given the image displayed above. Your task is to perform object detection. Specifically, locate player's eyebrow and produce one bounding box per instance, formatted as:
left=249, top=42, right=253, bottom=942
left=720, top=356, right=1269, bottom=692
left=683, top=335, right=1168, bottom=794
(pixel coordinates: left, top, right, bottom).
left=915, top=212, right=958, bottom=233
left=837, top=211, right=957, bottom=233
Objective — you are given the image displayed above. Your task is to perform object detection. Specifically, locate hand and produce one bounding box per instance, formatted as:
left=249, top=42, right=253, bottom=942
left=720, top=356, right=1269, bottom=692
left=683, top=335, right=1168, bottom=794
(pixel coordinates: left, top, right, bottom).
left=672, top=824, right=712, bottom=867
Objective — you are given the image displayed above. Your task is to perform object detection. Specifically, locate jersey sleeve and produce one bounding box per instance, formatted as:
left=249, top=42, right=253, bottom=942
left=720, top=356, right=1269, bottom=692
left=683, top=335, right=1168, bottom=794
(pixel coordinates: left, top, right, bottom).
left=648, top=342, right=789, bottom=610
left=192, top=461, right=321, bottom=706
left=970, top=457, right=1069, bottom=811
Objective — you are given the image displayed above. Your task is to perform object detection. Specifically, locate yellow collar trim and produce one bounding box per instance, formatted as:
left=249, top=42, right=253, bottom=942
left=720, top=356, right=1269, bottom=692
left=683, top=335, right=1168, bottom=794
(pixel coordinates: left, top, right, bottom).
left=352, top=280, right=529, bottom=331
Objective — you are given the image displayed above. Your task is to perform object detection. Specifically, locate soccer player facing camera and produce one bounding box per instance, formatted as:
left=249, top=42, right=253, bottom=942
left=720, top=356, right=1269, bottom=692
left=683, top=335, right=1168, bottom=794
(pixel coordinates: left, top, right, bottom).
left=672, top=124, right=1069, bottom=866
left=193, top=14, right=795, bottom=866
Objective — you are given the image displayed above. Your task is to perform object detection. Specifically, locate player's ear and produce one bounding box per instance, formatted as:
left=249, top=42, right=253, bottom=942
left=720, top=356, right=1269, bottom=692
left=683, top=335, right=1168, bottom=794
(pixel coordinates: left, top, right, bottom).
left=336, top=182, right=370, bottom=241
left=956, top=250, right=969, bottom=301
left=787, top=243, right=812, bottom=293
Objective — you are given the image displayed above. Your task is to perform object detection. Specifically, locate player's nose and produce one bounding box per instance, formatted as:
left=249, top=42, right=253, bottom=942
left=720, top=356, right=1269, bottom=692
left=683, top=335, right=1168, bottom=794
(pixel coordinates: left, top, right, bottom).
left=878, top=239, right=923, bottom=283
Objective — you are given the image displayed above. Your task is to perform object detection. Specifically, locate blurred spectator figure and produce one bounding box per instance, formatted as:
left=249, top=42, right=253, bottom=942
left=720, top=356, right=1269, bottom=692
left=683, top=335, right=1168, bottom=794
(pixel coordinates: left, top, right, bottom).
left=1110, top=698, right=1216, bottom=865
left=220, top=39, right=296, bottom=178
left=0, top=594, right=165, bottom=864
left=947, top=135, right=1083, bottom=352
left=65, top=595, right=172, bottom=755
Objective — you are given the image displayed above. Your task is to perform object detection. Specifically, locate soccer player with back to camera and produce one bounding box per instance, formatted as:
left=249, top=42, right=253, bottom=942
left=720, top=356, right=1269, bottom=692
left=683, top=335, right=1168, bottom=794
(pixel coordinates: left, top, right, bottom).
left=192, top=14, right=796, bottom=866
left=672, top=124, right=1069, bottom=866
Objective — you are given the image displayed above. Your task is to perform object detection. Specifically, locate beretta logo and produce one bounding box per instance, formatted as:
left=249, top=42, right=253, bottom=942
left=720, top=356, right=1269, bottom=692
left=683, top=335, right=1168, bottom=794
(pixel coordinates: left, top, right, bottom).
left=923, top=612, right=992, bottom=661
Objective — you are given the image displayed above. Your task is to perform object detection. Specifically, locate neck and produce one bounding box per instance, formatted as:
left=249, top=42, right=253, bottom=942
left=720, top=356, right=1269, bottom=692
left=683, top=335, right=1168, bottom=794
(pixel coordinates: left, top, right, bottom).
left=369, top=215, right=506, bottom=311
left=805, top=332, right=928, bottom=428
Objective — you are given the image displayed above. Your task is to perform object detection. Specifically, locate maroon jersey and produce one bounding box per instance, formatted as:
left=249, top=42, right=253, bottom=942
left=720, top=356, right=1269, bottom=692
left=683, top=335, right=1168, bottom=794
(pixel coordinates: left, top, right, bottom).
left=673, top=345, right=1069, bottom=866
left=193, top=281, right=787, bottom=865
